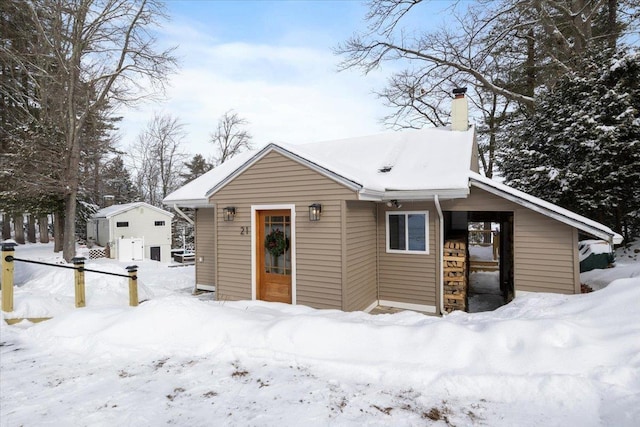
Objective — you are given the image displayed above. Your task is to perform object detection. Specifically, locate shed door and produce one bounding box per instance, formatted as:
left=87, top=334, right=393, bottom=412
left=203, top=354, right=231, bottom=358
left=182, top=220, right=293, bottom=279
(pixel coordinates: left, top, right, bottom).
left=257, top=210, right=292, bottom=303
left=150, top=246, right=161, bottom=262
left=118, top=238, right=144, bottom=261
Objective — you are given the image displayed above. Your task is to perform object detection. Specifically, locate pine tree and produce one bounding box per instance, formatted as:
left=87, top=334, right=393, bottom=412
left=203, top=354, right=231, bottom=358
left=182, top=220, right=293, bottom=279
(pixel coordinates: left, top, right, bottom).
left=500, top=49, right=640, bottom=241
left=101, top=156, right=139, bottom=204
left=180, top=154, right=213, bottom=184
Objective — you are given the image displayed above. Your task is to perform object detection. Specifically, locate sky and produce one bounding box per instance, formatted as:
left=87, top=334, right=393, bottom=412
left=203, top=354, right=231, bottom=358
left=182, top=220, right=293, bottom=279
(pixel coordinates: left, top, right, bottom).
left=116, top=0, right=450, bottom=158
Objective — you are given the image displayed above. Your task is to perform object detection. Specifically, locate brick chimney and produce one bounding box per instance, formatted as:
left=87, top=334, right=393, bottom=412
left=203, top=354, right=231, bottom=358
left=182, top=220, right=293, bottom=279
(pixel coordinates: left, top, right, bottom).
left=451, top=87, right=468, bottom=131
left=103, top=195, right=115, bottom=207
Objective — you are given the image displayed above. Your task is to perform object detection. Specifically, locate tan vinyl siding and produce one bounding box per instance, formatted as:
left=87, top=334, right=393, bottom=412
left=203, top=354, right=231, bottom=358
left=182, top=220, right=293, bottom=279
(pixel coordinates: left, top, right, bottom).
left=440, top=187, right=517, bottom=211
left=377, top=202, right=438, bottom=307
left=514, top=208, right=578, bottom=293
left=442, top=186, right=579, bottom=294
left=212, top=151, right=358, bottom=308
left=195, top=208, right=215, bottom=287
left=215, top=215, right=252, bottom=301
left=345, top=201, right=377, bottom=311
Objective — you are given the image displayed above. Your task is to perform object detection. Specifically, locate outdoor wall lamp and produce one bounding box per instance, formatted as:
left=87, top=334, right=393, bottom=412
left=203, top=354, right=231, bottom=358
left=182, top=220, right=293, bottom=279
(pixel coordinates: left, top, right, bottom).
left=222, top=206, right=236, bottom=221
left=308, top=203, right=322, bottom=221
left=386, top=200, right=402, bottom=209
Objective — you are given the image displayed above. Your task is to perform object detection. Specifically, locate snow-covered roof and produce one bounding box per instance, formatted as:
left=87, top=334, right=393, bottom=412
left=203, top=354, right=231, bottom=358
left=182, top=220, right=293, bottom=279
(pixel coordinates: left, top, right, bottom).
left=163, top=126, right=477, bottom=207
left=163, top=149, right=260, bottom=208
left=469, top=172, right=623, bottom=244
left=163, top=126, right=621, bottom=244
left=92, top=202, right=173, bottom=219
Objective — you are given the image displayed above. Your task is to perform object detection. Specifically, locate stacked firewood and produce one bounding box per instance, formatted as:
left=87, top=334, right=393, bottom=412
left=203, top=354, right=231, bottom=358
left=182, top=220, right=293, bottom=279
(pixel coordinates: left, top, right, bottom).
left=443, top=239, right=468, bottom=312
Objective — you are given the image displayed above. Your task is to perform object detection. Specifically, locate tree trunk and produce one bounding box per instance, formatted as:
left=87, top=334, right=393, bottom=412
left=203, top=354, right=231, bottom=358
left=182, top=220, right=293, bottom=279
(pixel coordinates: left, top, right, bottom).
left=1, top=213, right=10, bottom=240
left=27, top=214, right=37, bottom=243
left=53, top=211, right=64, bottom=253
left=13, top=214, right=25, bottom=244
left=62, top=192, right=77, bottom=261
left=39, top=215, right=50, bottom=243
left=526, top=28, right=535, bottom=98
left=607, top=0, right=618, bottom=51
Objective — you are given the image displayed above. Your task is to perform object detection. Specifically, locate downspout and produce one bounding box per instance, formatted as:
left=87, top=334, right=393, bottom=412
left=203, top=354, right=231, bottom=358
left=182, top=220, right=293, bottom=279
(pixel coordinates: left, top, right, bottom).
left=173, top=204, right=194, bottom=226
left=434, top=195, right=444, bottom=315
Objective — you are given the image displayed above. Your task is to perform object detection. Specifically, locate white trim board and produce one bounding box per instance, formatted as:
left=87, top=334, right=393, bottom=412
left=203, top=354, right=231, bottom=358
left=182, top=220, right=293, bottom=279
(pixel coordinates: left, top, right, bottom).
left=469, top=174, right=622, bottom=244
left=209, top=145, right=362, bottom=198
left=378, top=300, right=437, bottom=314
left=251, top=204, right=297, bottom=304
left=363, top=301, right=379, bottom=313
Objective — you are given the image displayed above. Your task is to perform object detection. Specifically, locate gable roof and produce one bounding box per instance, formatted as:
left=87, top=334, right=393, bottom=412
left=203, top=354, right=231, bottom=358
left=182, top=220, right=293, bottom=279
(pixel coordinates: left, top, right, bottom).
left=469, top=172, right=623, bottom=244
left=163, top=126, right=622, bottom=244
left=163, top=126, right=477, bottom=207
left=92, top=202, right=173, bottom=219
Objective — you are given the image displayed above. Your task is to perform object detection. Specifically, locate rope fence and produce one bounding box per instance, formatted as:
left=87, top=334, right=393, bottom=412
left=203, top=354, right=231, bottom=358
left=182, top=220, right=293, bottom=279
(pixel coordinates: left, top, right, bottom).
left=1, top=243, right=139, bottom=316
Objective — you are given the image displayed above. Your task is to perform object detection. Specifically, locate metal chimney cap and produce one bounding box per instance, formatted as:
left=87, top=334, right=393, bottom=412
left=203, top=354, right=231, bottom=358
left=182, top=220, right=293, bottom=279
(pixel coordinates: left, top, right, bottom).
left=452, top=87, right=467, bottom=95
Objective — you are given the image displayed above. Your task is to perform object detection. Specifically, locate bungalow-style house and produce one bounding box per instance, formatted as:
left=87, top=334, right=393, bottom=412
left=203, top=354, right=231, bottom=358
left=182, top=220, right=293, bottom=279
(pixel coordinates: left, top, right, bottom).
left=164, top=93, right=622, bottom=315
left=87, top=202, right=174, bottom=263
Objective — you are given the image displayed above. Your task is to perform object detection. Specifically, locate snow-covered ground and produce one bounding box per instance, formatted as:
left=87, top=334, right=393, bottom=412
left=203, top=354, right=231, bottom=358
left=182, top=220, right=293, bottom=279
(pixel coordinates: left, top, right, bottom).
left=1, top=242, right=640, bottom=426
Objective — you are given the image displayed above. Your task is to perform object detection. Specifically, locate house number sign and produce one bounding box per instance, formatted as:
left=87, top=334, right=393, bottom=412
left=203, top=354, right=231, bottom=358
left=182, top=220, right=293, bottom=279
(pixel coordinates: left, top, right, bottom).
left=240, top=226, right=251, bottom=235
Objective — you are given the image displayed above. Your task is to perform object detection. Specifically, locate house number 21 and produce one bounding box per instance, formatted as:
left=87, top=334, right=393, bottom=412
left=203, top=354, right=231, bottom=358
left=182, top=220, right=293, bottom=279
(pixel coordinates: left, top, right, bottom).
left=240, top=226, right=251, bottom=235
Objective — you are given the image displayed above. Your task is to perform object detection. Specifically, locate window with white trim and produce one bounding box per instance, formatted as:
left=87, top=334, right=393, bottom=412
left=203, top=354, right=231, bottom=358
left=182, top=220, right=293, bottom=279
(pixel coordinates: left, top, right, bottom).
left=386, top=211, right=429, bottom=254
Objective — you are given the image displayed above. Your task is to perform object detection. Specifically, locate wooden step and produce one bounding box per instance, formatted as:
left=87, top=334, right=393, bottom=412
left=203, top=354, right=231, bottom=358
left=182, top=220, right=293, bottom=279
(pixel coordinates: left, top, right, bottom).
left=470, top=260, right=499, bottom=272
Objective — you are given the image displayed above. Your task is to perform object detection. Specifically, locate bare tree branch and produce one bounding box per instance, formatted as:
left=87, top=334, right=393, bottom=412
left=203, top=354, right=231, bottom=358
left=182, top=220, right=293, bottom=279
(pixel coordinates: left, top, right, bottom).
left=209, top=110, right=253, bottom=166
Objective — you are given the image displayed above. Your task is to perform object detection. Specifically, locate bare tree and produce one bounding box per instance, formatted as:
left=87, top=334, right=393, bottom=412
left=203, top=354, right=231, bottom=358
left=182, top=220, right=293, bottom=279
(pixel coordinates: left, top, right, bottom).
left=210, top=110, right=253, bottom=165
left=130, top=113, right=188, bottom=206
left=3, top=0, right=177, bottom=261
left=336, top=0, right=637, bottom=177
left=338, top=0, right=635, bottom=108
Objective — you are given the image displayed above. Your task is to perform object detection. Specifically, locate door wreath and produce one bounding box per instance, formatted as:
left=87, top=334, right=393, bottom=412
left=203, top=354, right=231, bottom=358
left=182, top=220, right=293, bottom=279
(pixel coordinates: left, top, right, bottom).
left=265, top=228, right=289, bottom=258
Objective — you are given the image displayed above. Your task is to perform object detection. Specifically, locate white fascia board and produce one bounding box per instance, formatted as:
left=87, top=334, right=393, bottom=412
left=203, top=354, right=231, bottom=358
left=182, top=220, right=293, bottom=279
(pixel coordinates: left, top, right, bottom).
left=206, top=144, right=363, bottom=198
left=102, top=203, right=174, bottom=219
left=358, top=188, right=385, bottom=201
left=470, top=179, right=623, bottom=244
left=382, top=188, right=470, bottom=201
left=162, top=199, right=212, bottom=209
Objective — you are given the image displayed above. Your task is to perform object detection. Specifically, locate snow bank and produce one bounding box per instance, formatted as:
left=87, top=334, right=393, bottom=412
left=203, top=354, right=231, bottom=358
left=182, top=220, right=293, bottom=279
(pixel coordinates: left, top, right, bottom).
left=2, top=242, right=640, bottom=425
left=16, top=278, right=640, bottom=388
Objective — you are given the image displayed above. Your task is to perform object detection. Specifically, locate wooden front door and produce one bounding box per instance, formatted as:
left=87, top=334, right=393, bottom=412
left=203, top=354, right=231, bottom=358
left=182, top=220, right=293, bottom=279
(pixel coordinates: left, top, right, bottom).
left=257, top=210, right=292, bottom=303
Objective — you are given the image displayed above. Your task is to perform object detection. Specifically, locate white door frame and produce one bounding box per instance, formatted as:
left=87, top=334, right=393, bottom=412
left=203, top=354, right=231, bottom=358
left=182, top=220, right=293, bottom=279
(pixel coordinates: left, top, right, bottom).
left=251, top=204, right=297, bottom=304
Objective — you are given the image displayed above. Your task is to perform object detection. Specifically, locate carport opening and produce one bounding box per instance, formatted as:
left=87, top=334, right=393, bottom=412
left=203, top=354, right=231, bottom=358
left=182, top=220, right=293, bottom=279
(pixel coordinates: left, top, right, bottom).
left=444, top=211, right=514, bottom=313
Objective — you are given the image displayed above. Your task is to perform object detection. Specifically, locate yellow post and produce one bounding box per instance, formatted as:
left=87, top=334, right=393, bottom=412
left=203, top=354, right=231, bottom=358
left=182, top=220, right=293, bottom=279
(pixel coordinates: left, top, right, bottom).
left=1, top=243, right=16, bottom=313
left=72, top=257, right=86, bottom=308
left=127, top=265, right=138, bottom=307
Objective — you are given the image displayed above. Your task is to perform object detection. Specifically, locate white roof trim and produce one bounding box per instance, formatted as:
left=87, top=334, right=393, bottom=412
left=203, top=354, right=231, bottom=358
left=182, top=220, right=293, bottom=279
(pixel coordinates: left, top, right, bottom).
left=206, top=143, right=363, bottom=197
left=382, top=188, right=469, bottom=201
left=358, top=188, right=385, bottom=201
left=166, top=200, right=213, bottom=209
left=469, top=173, right=623, bottom=244
left=93, top=202, right=174, bottom=219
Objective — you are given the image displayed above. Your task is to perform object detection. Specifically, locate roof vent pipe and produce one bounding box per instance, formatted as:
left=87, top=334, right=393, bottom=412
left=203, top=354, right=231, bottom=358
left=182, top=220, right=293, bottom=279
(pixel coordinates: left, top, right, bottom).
left=451, top=87, right=468, bottom=131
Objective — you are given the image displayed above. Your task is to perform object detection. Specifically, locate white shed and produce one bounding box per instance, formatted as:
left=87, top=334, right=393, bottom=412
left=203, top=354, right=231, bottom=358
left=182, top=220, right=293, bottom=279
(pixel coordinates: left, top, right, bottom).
left=87, top=202, right=174, bottom=263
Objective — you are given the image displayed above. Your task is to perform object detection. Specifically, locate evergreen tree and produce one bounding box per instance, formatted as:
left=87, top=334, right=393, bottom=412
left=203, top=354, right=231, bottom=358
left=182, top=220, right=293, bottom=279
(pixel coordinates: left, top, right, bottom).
left=101, top=156, right=139, bottom=204
left=180, top=154, right=213, bottom=184
left=500, top=49, right=640, bottom=241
